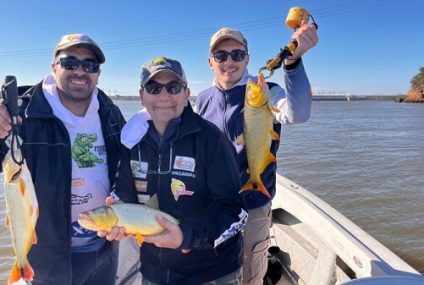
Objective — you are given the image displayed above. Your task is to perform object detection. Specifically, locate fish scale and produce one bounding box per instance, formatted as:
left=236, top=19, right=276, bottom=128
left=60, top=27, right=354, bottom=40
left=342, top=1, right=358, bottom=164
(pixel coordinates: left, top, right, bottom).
left=3, top=141, right=38, bottom=285
left=239, top=72, right=279, bottom=198
left=78, top=202, right=179, bottom=246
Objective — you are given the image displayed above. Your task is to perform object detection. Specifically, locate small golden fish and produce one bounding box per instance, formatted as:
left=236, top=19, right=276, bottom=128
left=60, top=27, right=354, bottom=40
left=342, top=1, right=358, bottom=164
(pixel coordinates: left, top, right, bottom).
left=78, top=200, right=178, bottom=246
left=238, top=73, right=280, bottom=198
left=3, top=136, right=38, bottom=285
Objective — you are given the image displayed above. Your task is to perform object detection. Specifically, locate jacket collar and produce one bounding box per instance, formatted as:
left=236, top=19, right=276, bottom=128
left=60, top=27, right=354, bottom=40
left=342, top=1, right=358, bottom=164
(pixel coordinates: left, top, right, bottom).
left=24, top=77, right=113, bottom=119
left=212, top=69, right=253, bottom=91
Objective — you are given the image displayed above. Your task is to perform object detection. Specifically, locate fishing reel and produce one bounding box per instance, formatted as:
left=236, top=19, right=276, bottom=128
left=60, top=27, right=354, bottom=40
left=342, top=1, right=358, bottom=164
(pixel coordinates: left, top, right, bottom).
left=259, top=7, right=318, bottom=78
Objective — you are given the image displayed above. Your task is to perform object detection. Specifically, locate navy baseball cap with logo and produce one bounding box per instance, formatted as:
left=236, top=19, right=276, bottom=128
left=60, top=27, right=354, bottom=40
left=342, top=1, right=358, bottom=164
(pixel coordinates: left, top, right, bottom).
left=140, top=56, right=187, bottom=87
left=53, top=34, right=105, bottom=63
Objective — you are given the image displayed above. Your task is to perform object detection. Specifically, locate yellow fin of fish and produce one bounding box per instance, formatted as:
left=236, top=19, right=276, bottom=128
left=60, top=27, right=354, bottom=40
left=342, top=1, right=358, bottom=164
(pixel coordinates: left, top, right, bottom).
left=135, top=234, right=145, bottom=247
left=235, top=134, right=245, bottom=145
left=145, top=194, right=159, bottom=209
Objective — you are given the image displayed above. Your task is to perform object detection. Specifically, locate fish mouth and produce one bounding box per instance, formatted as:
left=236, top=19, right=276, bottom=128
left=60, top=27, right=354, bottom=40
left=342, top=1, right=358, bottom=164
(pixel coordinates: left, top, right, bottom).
left=3, top=163, right=22, bottom=182
left=78, top=212, right=97, bottom=230
left=11, top=168, right=22, bottom=181
left=246, top=83, right=268, bottom=107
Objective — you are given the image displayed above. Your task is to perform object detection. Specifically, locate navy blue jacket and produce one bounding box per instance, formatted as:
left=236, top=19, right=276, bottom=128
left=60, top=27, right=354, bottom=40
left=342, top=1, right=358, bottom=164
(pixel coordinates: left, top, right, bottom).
left=0, top=82, right=125, bottom=284
left=196, top=62, right=312, bottom=210
left=196, top=81, right=281, bottom=210
left=114, top=105, right=247, bottom=284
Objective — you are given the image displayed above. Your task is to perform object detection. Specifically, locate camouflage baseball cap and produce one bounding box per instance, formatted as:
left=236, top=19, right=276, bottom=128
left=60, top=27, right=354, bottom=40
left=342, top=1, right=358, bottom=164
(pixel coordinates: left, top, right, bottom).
left=140, top=57, right=187, bottom=87
left=209, top=27, right=248, bottom=52
left=54, top=34, right=105, bottom=63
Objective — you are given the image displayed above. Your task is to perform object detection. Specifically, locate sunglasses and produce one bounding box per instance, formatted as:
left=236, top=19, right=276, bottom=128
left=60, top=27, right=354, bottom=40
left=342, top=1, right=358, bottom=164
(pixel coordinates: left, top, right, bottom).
left=143, top=81, right=187, bottom=95
left=56, top=56, right=100, bottom=73
left=211, top=49, right=247, bottom=63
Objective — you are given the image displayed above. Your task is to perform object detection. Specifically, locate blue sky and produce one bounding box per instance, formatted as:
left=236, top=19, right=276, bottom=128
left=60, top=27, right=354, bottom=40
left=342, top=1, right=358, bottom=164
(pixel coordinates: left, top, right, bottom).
left=0, top=0, right=423, bottom=96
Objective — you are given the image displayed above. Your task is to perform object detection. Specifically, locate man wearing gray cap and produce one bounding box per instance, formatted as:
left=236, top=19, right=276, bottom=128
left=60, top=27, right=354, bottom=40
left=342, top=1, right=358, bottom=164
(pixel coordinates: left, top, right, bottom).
left=0, top=33, right=125, bottom=284
left=104, top=56, right=247, bottom=285
left=196, top=25, right=318, bottom=284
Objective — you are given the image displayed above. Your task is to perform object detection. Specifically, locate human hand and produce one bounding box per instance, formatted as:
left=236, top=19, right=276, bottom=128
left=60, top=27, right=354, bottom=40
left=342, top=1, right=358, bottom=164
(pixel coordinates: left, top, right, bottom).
left=0, top=103, right=14, bottom=139
left=285, top=20, right=318, bottom=65
left=144, top=214, right=190, bottom=253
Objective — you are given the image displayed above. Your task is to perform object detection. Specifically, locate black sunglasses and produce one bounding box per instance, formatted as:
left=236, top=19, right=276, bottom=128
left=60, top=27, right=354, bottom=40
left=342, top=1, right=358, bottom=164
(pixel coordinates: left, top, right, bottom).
left=212, top=49, right=247, bottom=63
left=56, top=56, right=100, bottom=73
left=143, top=81, right=187, bottom=95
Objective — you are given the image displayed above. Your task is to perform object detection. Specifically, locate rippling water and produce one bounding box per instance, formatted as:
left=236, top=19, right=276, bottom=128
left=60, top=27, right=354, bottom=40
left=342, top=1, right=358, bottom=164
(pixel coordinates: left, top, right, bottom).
left=1, top=100, right=423, bottom=282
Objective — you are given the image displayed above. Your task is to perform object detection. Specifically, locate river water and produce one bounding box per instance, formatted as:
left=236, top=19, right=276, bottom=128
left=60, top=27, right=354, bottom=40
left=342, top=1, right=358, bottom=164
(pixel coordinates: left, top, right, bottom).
left=1, top=100, right=423, bottom=282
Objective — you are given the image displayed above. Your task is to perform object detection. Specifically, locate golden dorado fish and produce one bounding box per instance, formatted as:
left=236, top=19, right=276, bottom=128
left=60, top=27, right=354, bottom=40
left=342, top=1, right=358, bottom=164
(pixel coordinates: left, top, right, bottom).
left=238, top=72, right=280, bottom=198
left=78, top=200, right=179, bottom=246
left=3, top=136, right=39, bottom=285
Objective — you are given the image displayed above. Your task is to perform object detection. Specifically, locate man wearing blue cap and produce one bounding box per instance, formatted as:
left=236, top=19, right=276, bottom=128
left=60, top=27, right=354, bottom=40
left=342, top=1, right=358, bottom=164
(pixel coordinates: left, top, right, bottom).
left=0, top=33, right=125, bottom=284
left=104, top=56, right=247, bottom=285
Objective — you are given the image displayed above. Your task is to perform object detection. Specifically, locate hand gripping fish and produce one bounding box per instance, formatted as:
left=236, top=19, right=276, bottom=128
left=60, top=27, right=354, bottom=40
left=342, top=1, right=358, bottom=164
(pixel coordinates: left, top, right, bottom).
left=3, top=135, right=39, bottom=285
left=237, top=72, right=280, bottom=198
left=78, top=195, right=179, bottom=246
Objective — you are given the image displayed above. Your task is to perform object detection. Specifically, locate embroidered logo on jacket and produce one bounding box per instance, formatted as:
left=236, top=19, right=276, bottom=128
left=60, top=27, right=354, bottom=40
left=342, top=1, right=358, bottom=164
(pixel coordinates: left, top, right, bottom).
left=173, top=156, right=195, bottom=172
left=170, top=178, right=194, bottom=201
left=131, top=160, right=148, bottom=179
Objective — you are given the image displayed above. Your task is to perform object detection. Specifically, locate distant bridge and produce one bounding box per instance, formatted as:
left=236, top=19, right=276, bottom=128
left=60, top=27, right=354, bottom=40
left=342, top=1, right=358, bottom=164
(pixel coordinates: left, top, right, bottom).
left=311, top=95, right=403, bottom=101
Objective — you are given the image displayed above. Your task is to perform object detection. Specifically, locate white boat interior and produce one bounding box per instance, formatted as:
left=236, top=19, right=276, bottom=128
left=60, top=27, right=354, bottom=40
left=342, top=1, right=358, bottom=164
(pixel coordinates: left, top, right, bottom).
left=115, top=174, right=424, bottom=285
left=269, top=174, right=424, bottom=285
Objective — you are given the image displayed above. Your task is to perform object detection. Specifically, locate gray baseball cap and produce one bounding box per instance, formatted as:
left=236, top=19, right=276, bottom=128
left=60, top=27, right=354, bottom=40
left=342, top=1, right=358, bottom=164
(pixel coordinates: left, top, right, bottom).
left=210, top=27, right=248, bottom=52
left=140, top=57, right=187, bottom=87
left=54, top=34, right=105, bottom=63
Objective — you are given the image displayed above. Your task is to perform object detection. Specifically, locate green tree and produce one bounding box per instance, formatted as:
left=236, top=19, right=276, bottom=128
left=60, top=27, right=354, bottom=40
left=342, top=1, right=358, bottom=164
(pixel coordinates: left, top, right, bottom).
left=410, top=66, right=424, bottom=89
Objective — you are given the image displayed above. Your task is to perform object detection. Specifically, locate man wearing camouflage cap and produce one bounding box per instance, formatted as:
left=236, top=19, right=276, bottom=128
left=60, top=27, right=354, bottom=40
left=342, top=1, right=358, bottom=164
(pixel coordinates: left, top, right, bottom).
left=0, top=33, right=125, bottom=284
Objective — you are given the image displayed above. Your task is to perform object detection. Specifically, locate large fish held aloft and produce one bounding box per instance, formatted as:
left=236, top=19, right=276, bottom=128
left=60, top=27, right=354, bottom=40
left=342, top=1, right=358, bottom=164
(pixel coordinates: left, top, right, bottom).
left=78, top=196, right=179, bottom=246
left=237, top=72, right=280, bottom=198
left=3, top=136, right=39, bottom=285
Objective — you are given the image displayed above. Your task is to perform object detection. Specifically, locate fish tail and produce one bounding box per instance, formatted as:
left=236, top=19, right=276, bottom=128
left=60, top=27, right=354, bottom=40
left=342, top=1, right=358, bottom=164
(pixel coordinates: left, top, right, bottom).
left=8, top=261, right=34, bottom=284
left=23, top=262, right=35, bottom=282
left=8, top=263, right=21, bottom=285
left=256, top=181, right=271, bottom=198
left=239, top=180, right=271, bottom=198
left=239, top=182, right=255, bottom=194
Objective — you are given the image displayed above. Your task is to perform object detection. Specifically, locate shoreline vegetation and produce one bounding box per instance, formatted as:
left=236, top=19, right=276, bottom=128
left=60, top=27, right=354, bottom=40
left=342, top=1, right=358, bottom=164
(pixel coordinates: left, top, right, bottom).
left=404, top=87, right=424, bottom=103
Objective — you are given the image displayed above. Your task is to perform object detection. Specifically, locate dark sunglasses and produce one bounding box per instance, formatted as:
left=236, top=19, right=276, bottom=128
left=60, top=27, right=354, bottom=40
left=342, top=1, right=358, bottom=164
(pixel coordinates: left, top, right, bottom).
left=56, top=56, right=100, bottom=73
left=143, top=81, right=187, bottom=95
left=212, top=49, right=247, bottom=63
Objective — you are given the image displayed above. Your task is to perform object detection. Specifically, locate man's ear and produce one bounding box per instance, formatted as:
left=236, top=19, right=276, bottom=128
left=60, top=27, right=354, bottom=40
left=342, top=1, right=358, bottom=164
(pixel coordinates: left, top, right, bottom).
left=208, top=57, right=214, bottom=71
left=139, top=89, right=144, bottom=103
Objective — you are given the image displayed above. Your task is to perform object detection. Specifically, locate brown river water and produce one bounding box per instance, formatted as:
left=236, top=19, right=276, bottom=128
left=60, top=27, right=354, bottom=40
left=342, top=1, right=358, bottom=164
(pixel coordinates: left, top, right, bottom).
left=1, top=100, right=423, bottom=282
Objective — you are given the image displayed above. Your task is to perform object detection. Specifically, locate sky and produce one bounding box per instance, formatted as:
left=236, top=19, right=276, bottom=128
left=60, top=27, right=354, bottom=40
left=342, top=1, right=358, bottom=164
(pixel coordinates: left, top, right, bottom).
left=0, top=0, right=423, bottom=97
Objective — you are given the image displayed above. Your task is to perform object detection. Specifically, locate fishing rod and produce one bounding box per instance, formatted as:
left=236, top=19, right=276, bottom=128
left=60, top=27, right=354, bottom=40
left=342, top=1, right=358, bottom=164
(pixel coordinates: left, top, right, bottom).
left=259, top=7, right=318, bottom=79
left=1, top=75, right=24, bottom=165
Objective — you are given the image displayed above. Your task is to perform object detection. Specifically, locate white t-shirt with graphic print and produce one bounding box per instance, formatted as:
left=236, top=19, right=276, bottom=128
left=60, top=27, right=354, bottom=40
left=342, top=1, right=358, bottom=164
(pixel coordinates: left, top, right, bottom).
left=43, top=75, right=109, bottom=252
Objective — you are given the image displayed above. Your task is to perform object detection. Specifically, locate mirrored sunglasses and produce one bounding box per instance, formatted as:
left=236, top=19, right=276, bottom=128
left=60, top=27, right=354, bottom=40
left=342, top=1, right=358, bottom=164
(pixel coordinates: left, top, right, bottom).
left=56, top=56, right=100, bottom=73
left=212, top=49, right=247, bottom=63
left=144, top=81, right=187, bottom=95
